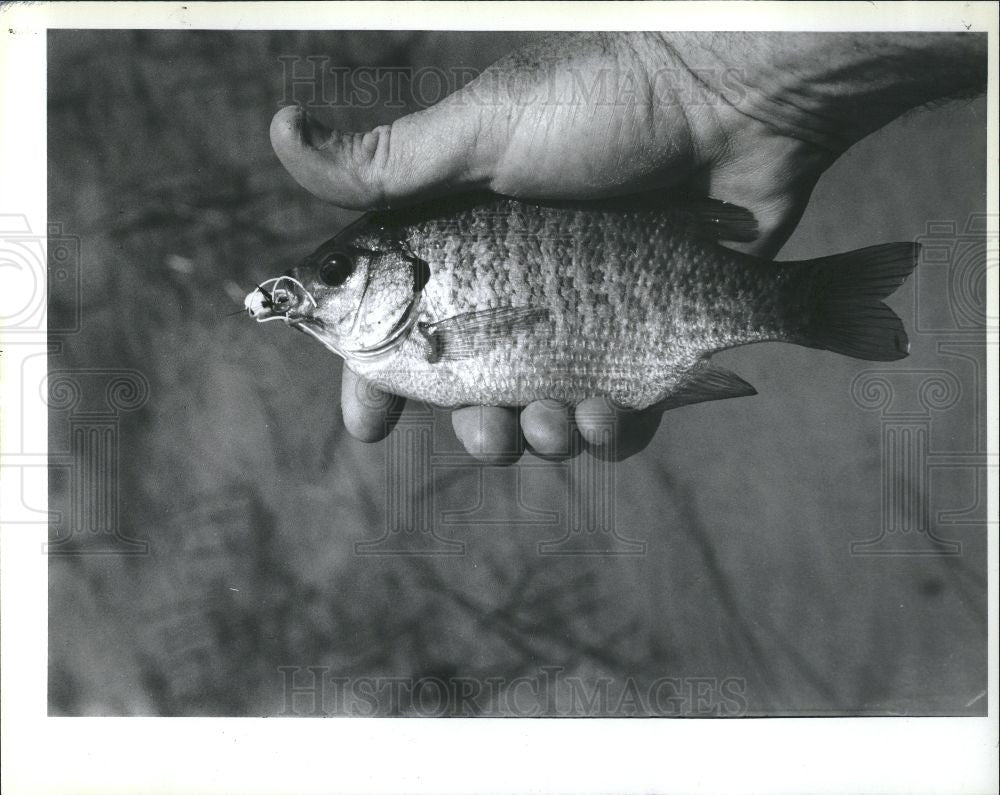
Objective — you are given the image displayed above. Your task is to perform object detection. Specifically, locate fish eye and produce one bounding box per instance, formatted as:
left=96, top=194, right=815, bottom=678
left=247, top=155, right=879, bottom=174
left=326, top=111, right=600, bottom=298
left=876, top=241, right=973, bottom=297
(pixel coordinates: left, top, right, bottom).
left=318, top=252, right=355, bottom=287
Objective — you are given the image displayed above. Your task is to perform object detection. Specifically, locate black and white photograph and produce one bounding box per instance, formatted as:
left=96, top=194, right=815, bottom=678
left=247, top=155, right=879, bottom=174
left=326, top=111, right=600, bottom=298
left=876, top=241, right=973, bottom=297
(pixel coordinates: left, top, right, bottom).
left=1, top=2, right=997, bottom=793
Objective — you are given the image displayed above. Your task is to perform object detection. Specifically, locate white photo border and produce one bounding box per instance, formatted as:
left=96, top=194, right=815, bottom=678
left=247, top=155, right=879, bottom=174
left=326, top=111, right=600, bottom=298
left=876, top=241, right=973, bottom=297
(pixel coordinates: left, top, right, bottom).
left=1, top=2, right=996, bottom=794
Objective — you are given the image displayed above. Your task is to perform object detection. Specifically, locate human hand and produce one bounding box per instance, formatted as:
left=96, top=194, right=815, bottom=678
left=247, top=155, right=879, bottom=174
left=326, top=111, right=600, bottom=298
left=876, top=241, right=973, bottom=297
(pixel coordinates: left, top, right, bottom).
left=270, top=32, right=985, bottom=462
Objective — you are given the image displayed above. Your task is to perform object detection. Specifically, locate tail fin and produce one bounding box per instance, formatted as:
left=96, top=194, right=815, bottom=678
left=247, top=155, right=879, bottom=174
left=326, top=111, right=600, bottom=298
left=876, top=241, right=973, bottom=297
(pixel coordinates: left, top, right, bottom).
left=794, top=242, right=919, bottom=361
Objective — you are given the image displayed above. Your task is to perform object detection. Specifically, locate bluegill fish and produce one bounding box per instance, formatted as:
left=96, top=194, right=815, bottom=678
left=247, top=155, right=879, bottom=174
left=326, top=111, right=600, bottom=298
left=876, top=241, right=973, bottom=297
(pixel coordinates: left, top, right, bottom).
left=245, top=193, right=918, bottom=410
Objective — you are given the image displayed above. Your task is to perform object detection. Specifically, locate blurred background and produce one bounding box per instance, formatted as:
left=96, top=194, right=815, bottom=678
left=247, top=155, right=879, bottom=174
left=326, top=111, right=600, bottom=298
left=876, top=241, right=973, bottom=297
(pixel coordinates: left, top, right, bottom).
left=47, top=31, right=987, bottom=716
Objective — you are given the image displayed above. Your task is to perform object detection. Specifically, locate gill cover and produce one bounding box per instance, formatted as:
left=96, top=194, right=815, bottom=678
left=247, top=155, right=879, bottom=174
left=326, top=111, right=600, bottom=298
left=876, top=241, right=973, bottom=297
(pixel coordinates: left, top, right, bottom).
left=345, top=246, right=429, bottom=356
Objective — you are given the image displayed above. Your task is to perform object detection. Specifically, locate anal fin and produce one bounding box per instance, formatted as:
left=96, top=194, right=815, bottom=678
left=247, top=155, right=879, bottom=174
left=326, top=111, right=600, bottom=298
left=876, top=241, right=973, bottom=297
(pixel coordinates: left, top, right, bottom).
left=655, top=362, right=758, bottom=411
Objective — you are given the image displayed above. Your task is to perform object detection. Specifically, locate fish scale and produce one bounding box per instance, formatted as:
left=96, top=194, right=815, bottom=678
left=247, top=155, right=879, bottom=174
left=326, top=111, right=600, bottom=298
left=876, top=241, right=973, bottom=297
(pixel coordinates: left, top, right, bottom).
left=371, top=200, right=764, bottom=407
left=247, top=192, right=919, bottom=412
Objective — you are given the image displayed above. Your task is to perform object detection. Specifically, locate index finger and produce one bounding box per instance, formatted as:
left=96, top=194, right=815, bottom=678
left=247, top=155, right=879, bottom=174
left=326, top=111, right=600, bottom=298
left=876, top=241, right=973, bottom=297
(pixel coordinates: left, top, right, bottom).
left=340, top=366, right=405, bottom=443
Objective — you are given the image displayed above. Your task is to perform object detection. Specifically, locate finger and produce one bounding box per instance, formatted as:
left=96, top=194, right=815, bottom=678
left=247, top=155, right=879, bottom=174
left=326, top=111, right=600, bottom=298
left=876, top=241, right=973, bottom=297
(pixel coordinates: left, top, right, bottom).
left=340, top=366, right=405, bottom=443
left=574, top=397, right=663, bottom=462
left=520, top=400, right=581, bottom=461
left=451, top=406, right=523, bottom=465
left=270, top=102, right=495, bottom=211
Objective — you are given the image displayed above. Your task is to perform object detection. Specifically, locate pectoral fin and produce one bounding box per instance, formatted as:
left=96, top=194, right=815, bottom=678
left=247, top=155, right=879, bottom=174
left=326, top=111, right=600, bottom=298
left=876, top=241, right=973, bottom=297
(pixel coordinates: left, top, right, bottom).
left=656, top=363, right=758, bottom=410
left=418, top=306, right=549, bottom=362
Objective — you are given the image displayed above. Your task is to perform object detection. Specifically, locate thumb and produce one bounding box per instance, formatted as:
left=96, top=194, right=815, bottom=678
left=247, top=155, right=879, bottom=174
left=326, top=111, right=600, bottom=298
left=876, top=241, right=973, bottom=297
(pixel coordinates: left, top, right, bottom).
left=270, top=102, right=495, bottom=210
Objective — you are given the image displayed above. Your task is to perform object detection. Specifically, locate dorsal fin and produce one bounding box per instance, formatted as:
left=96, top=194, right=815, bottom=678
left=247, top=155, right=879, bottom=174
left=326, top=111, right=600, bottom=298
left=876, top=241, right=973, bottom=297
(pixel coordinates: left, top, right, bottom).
left=684, top=197, right=759, bottom=243
left=370, top=191, right=760, bottom=246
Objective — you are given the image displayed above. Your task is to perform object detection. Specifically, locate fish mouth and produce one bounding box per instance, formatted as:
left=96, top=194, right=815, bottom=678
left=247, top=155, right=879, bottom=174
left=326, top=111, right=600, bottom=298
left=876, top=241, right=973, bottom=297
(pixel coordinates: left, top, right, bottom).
left=245, top=276, right=318, bottom=321
left=244, top=277, right=346, bottom=357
